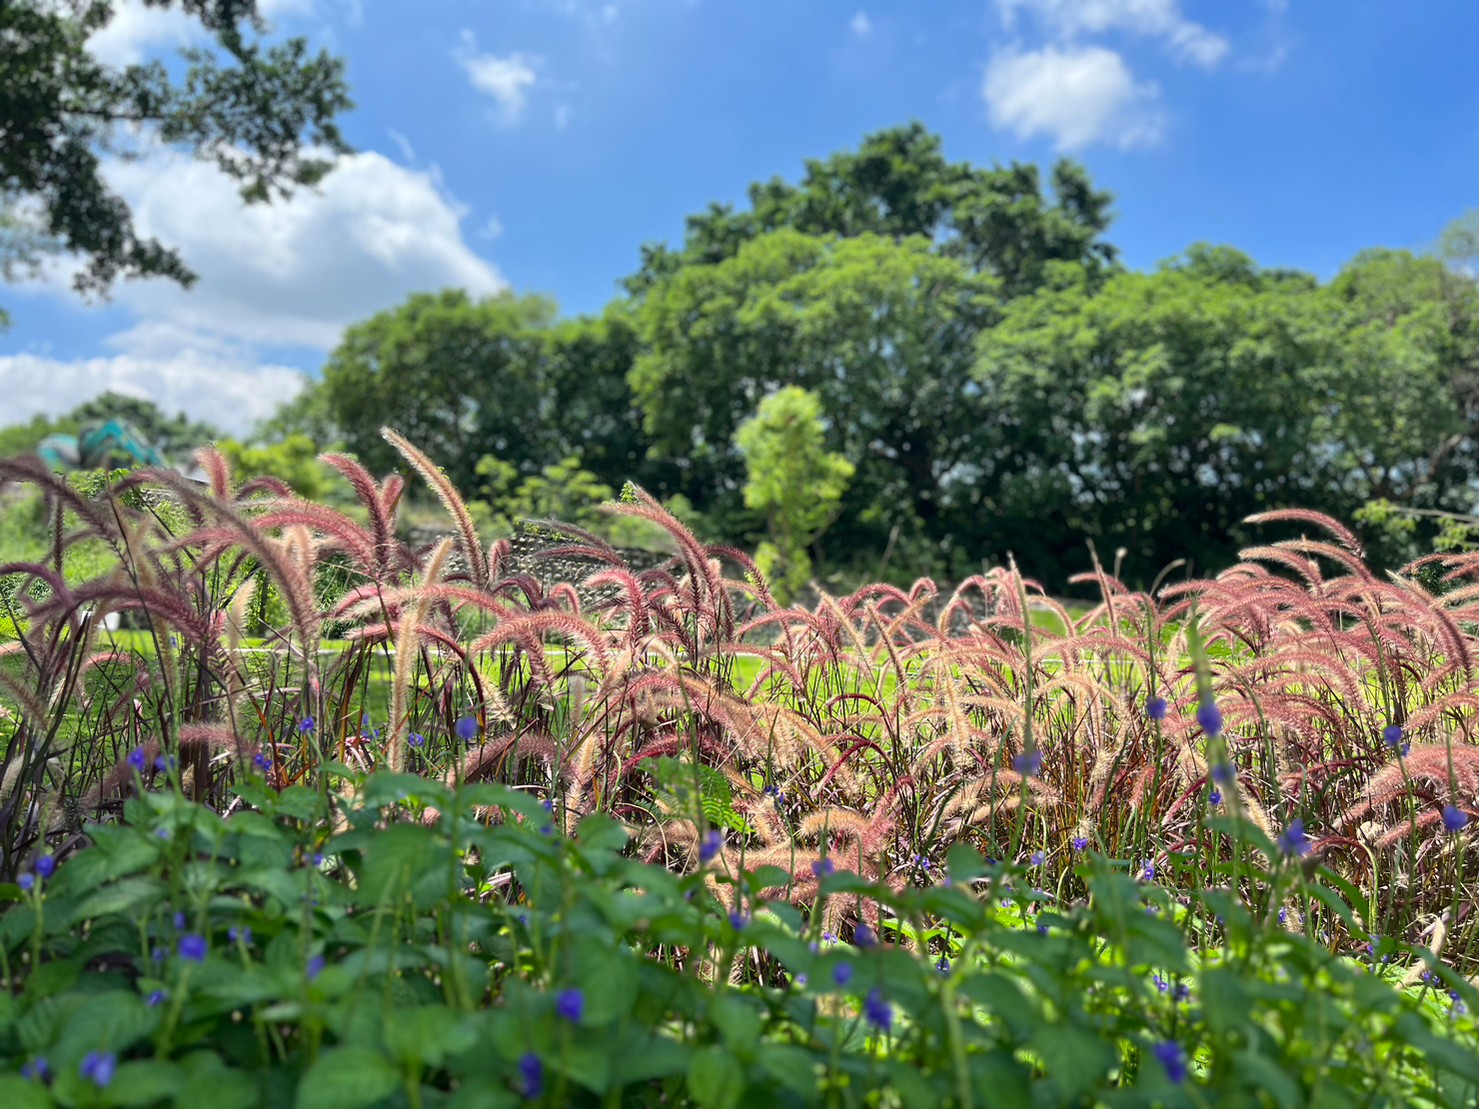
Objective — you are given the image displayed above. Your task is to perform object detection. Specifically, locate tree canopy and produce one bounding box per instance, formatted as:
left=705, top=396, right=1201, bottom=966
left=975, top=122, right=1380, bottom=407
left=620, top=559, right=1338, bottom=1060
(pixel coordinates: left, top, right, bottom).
left=0, top=0, right=351, bottom=323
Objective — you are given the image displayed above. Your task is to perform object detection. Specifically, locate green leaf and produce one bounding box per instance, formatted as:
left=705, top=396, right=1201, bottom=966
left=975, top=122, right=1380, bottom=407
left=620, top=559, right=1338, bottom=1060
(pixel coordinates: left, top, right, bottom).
left=100, top=1060, right=185, bottom=1107
left=295, top=1046, right=401, bottom=1109
left=384, top=1006, right=477, bottom=1069
left=0, top=1075, right=53, bottom=1109
left=1030, top=1023, right=1116, bottom=1102
left=573, top=944, right=639, bottom=1025
left=756, top=1043, right=818, bottom=1099
left=686, top=1046, right=744, bottom=1109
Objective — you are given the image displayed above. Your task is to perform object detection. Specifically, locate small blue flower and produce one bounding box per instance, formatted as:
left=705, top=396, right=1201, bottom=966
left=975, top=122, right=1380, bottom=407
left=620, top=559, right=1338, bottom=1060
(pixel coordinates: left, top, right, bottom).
left=729, top=910, right=749, bottom=931
left=154, top=755, right=175, bottom=772
left=147, top=989, right=166, bottom=1007
left=811, top=857, right=835, bottom=880
left=408, top=732, right=426, bottom=748
left=19, top=873, right=34, bottom=892
left=699, top=830, right=722, bottom=864
left=1071, top=836, right=1088, bottom=852
left=178, top=934, right=207, bottom=962
left=155, top=827, right=170, bottom=840
left=455, top=715, right=478, bottom=741
left=1196, top=701, right=1223, bottom=737
left=1152, top=1040, right=1187, bottom=1084
left=1209, top=787, right=1222, bottom=806
left=1443, top=805, right=1470, bottom=833
left=1382, top=723, right=1403, bottom=749
left=936, top=955, right=951, bottom=973
left=555, top=988, right=584, bottom=1023
left=1146, top=696, right=1168, bottom=721
left=1278, top=907, right=1288, bottom=925
left=913, top=853, right=931, bottom=872
left=518, top=1052, right=544, bottom=1099
left=1153, top=972, right=1168, bottom=993
left=863, top=987, right=892, bottom=1032
left=833, top=962, right=853, bottom=988
left=1012, top=749, right=1043, bottom=777
left=1141, top=861, right=1156, bottom=881
left=1029, top=850, right=1045, bottom=867
left=854, top=923, right=877, bottom=948
left=151, top=946, right=166, bottom=963
left=20, top=1056, right=49, bottom=1081
left=298, top=716, right=315, bottom=733
left=172, top=911, right=186, bottom=929
left=229, top=925, right=252, bottom=945
left=34, top=855, right=55, bottom=879
left=1278, top=818, right=1311, bottom=857
left=127, top=747, right=147, bottom=772
left=80, top=1051, right=117, bottom=1088
left=1036, top=921, right=1048, bottom=936
left=253, top=753, right=271, bottom=772
left=307, top=954, right=326, bottom=981
left=1210, top=762, right=1235, bottom=785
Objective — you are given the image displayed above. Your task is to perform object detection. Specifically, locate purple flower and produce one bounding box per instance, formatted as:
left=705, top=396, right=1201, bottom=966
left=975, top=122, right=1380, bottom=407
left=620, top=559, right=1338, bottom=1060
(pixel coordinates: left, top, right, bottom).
left=146, top=989, right=166, bottom=1007
left=1383, top=723, right=1403, bottom=749
left=863, top=987, right=892, bottom=1032
left=699, top=830, right=722, bottom=864
left=298, top=716, right=315, bottom=733
left=455, top=715, right=478, bottom=741
left=729, top=911, right=749, bottom=931
left=127, top=747, right=147, bottom=772
left=155, top=827, right=170, bottom=840
left=1196, top=701, right=1223, bottom=738
left=154, top=755, right=175, bottom=772
left=1278, top=818, right=1311, bottom=857
left=1278, top=907, right=1288, bottom=925
left=555, top=988, right=584, bottom=1023
left=172, top=911, right=186, bottom=929
left=178, top=933, right=207, bottom=962
left=1209, top=787, right=1222, bottom=807
left=1146, top=696, right=1168, bottom=721
left=1029, top=850, right=1045, bottom=867
left=18, top=873, right=35, bottom=892
left=936, top=955, right=951, bottom=973
left=1210, top=762, right=1235, bottom=785
left=1071, top=836, right=1088, bottom=852
left=34, top=854, right=55, bottom=879
left=1443, top=805, right=1469, bottom=833
left=1153, top=972, right=1168, bottom=993
left=811, top=857, right=835, bottom=880
left=913, top=853, right=931, bottom=872
left=1012, top=749, right=1043, bottom=777
left=307, top=954, right=326, bottom=981
left=20, top=1056, right=49, bottom=1081
left=80, top=1051, right=117, bottom=1088
left=253, top=753, right=271, bottom=772
left=229, top=925, right=252, bottom=945
left=854, top=923, right=877, bottom=948
left=1152, top=1040, right=1187, bottom=1084
left=833, top=962, right=853, bottom=988
left=518, top=1052, right=544, bottom=1099
left=1141, top=861, right=1156, bottom=881
left=151, top=946, right=166, bottom=963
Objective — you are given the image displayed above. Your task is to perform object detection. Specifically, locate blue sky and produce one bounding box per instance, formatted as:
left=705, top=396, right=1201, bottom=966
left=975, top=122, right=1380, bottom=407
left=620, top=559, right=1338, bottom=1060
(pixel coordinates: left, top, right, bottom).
left=2, top=0, right=1476, bottom=432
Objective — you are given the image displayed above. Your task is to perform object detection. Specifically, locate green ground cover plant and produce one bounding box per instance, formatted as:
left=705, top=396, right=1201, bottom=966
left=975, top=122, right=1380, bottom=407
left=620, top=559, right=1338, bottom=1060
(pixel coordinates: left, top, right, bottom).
left=2, top=439, right=1479, bottom=1106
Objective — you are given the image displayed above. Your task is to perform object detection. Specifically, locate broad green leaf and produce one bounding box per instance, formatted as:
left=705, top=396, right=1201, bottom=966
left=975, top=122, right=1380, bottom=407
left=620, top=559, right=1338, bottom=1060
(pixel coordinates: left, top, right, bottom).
left=295, top=1046, right=400, bottom=1109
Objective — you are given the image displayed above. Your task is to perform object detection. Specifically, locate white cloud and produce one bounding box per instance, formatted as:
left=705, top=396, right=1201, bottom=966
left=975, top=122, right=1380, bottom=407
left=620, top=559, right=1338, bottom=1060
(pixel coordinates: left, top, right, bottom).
left=997, top=0, right=1228, bottom=68
left=0, top=347, right=308, bottom=435
left=456, top=31, right=540, bottom=126
left=86, top=0, right=321, bottom=66
left=84, top=147, right=506, bottom=350
left=12, top=142, right=505, bottom=433
left=983, top=44, right=1163, bottom=150
left=850, top=11, right=873, bottom=38
left=479, top=215, right=505, bottom=241
left=386, top=129, right=418, bottom=163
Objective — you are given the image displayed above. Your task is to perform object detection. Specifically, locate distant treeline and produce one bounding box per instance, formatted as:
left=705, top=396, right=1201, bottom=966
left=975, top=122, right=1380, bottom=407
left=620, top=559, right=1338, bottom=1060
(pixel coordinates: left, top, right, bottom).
left=27, top=124, right=1479, bottom=592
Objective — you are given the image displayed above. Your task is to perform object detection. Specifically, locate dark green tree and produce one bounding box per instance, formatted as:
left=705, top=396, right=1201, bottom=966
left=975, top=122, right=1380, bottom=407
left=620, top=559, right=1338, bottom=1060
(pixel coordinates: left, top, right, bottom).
left=623, top=122, right=1116, bottom=300
left=0, top=0, right=351, bottom=319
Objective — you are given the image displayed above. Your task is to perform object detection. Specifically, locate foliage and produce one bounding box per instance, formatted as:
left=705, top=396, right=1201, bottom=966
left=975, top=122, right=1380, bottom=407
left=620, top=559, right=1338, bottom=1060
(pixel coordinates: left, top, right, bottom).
left=217, top=434, right=330, bottom=499
left=2, top=768, right=1477, bottom=1106
left=0, top=0, right=351, bottom=321
left=734, top=386, right=854, bottom=602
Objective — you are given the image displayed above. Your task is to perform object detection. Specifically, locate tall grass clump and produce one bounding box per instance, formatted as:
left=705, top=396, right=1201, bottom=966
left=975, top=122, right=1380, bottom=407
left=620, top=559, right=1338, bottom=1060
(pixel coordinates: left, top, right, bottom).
left=2, top=436, right=1478, bottom=1105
